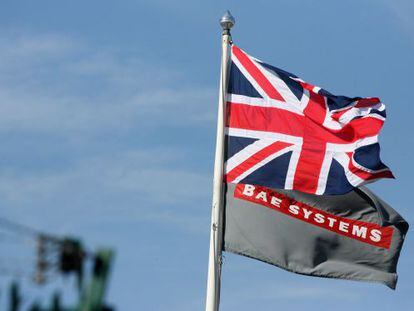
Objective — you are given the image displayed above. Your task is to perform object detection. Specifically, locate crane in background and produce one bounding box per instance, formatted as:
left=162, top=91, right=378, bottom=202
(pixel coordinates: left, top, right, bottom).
left=0, top=217, right=115, bottom=311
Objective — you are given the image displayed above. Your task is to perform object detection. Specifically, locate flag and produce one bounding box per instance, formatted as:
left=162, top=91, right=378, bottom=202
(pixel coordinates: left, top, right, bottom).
left=223, top=183, right=408, bottom=289
left=225, top=45, right=394, bottom=195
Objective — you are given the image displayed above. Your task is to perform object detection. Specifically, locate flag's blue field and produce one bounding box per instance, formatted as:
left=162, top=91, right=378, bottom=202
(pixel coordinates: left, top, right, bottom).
left=0, top=1, right=413, bottom=310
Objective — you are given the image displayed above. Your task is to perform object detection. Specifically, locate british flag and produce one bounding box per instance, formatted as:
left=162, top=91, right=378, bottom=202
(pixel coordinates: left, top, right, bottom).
left=224, top=45, right=394, bottom=195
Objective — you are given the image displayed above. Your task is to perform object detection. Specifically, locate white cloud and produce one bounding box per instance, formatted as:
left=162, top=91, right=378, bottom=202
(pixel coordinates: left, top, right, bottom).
left=0, top=32, right=78, bottom=63
left=0, top=149, right=210, bottom=207
left=0, top=84, right=216, bottom=133
left=0, top=31, right=216, bottom=134
left=0, top=31, right=216, bottom=235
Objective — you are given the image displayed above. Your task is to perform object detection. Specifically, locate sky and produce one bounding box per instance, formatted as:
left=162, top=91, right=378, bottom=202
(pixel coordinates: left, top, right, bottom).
left=0, top=0, right=413, bottom=310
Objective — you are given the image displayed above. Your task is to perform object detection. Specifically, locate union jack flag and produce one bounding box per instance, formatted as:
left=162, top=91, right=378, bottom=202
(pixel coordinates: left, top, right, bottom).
left=224, top=45, right=394, bottom=195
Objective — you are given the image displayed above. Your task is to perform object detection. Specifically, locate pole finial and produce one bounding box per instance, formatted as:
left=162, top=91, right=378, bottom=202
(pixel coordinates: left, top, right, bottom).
left=220, top=10, right=235, bottom=31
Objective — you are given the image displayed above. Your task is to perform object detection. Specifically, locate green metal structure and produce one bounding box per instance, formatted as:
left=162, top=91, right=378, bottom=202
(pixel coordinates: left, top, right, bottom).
left=6, top=242, right=115, bottom=311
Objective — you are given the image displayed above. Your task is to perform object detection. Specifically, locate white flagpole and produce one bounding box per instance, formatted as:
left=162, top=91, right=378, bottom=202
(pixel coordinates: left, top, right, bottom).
left=205, top=10, right=235, bottom=311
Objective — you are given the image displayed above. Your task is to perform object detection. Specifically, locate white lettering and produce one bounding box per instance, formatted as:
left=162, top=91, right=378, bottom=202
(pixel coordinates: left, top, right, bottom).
left=339, top=221, right=349, bottom=233
left=288, top=205, right=300, bottom=215
left=370, top=229, right=382, bottom=242
left=255, top=191, right=268, bottom=202
left=302, top=208, right=313, bottom=219
left=242, top=184, right=255, bottom=197
left=327, top=217, right=337, bottom=228
left=352, top=225, right=367, bottom=239
left=270, top=196, right=282, bottom=208
left=314, top=213, right=325, bottom=224
left=238, top=185, right=387, bottom=247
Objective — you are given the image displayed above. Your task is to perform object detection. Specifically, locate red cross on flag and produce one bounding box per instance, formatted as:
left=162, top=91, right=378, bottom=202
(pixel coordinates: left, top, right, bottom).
left=224, top=45, right=394, bottom=195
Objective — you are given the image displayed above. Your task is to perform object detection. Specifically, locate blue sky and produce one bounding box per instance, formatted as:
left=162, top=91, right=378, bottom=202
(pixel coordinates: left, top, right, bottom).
left=0, top=0, right=413, bottom=310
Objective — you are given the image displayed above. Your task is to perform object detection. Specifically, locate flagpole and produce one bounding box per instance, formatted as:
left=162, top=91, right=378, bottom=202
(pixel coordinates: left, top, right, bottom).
left=205, top=10, right=235, bottom=311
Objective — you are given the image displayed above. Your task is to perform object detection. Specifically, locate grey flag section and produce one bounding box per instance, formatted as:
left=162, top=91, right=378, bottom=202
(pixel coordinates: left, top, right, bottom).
left=223, top=183, right=408, bottom=289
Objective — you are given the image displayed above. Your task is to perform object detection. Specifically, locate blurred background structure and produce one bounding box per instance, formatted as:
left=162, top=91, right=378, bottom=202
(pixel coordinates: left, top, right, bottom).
left=0, top=217, right=115, bottom=310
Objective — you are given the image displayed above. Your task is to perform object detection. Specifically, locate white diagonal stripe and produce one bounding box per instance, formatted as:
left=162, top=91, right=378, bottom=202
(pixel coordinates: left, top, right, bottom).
left=231, top=51, right=269, bottom=99
left=254, top=59, right=311, bottom=112
left=231, top=144, right=296, bottom=183
left=225, top=138, right=277, bottom=172
left=332, top=152, right=363, bottom=187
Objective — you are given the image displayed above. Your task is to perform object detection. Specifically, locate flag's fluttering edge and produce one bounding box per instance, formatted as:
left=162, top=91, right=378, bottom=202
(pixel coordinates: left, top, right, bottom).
left=223, top=183, right=408, bottom=289
left=225, top=45, right=393, bottom=195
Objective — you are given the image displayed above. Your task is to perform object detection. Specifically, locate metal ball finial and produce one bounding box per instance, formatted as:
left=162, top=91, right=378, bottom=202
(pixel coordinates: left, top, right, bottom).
left=220, top=10, right=235, bottom=31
